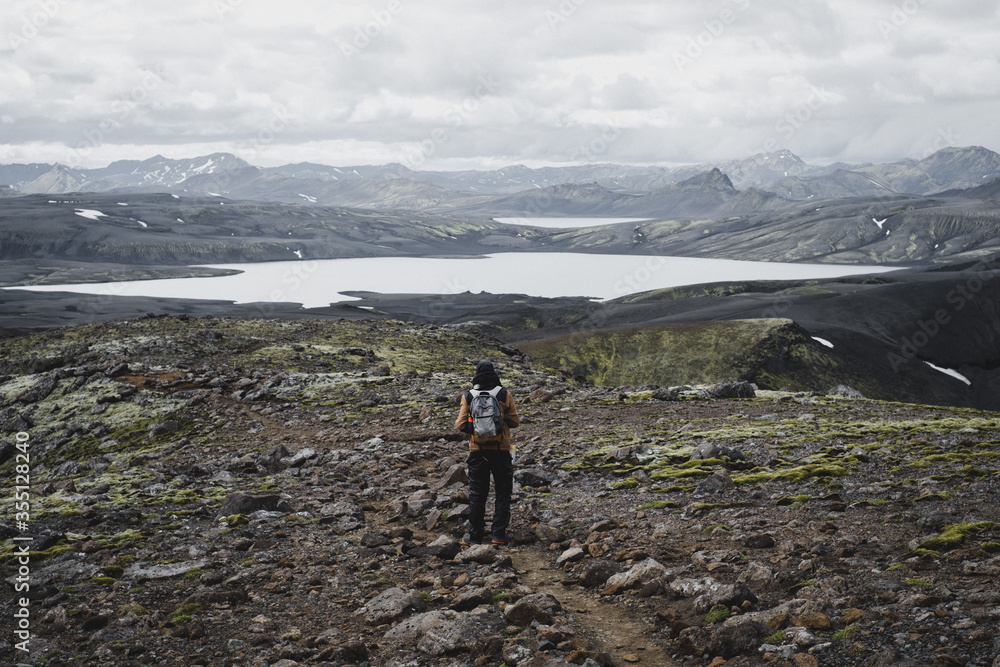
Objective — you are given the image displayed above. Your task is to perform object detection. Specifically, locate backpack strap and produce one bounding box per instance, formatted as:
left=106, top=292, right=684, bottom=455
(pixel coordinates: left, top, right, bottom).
left=468, top=386, right=506, bottom=402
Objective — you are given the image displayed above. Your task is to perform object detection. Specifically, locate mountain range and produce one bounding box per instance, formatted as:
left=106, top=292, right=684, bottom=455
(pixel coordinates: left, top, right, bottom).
left=3, top=146, right=1000, bottom=219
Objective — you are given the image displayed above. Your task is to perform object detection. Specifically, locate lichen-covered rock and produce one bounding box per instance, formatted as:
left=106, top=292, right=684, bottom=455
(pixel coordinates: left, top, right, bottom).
left=603, top=558, right=668, bottom=595
left=364, top=587, right=427, bottom=626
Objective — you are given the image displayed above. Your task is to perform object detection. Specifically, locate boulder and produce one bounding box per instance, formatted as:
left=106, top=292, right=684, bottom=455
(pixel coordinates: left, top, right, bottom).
left=603, top=558, right=668, bottom=595
left=504, top=592, right=562, bottom=626
left=579, top=559, right=623, bottom=588
left=364, top=587, right=427, bottom=626
left=700, top=382, right=756, bottom=399
left=514, top=468, right=558, bottom=488
left=216, top=492, right=292, bottom=519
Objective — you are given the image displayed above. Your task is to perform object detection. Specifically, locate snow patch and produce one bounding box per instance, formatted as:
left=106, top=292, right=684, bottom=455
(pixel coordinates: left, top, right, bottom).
left=812, top=337, right=834, bottom=349
left=117, top=202, right=128, bottom=206
left=74, top=209, right=107, bottom=220
left=137, top=220, right=148, bottom=228
left=171, top=194, right=180, bottom=199
left=191, top=159, right=214, bottom=173
left=925, top=362, right=971, bottom=386
left=298, top=194, right=317, bottom=203
left=873, top=218, right=887, bottom=229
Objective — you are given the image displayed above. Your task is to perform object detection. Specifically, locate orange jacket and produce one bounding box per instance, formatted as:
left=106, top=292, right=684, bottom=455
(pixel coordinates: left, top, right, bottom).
left=455, top=387, right=520, bottom=451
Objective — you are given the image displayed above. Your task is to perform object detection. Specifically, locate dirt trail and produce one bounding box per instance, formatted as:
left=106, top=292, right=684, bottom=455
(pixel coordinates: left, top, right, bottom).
left=512, top=547, right=681, bottom=667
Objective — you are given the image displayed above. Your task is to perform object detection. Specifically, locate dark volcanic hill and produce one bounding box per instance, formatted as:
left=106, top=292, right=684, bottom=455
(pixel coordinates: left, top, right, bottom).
left=2, top=188, right=1000, bottom=271
left=610, top=168, right=788, bottom=218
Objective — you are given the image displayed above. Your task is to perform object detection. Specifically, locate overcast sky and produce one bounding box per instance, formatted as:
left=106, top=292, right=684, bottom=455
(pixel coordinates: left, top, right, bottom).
left=1, top=0, right=999, bottom=170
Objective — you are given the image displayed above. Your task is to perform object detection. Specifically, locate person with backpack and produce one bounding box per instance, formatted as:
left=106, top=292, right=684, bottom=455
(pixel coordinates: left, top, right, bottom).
left=455, top=359, right=520, bottom=547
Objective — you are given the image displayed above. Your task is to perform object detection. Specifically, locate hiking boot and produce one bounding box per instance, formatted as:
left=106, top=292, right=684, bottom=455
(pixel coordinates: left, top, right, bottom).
left=491, top=533, right=515, bottom=546
left=461, top=533, right=482, bottom=548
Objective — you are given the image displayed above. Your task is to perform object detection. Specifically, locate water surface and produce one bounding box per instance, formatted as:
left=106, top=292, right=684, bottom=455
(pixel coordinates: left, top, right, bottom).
left=9, top=252, right=902, bottom=309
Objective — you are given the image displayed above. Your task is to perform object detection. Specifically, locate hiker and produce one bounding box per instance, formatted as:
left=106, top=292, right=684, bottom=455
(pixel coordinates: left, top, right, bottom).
left=455, top=359, right=520, bottom=546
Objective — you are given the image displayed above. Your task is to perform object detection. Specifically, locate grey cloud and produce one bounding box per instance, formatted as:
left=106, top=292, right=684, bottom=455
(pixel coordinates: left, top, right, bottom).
left=1, top=0, right=998, bottom=169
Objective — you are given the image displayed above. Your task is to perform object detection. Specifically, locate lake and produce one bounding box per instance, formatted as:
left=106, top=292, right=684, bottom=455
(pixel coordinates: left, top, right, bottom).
left=8, top=252, right=902, bottom=308
left=492, top=217, right=652, bottom=228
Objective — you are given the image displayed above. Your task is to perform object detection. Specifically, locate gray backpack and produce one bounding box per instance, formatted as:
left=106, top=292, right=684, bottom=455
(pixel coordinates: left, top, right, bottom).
left=467, top=386, right=505, bottom=441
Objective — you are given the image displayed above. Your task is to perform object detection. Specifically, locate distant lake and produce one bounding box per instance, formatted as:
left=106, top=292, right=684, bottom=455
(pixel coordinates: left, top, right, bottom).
left=493, top=217, right=651, bottom=228
left=9, top=252, right=902, bottom=308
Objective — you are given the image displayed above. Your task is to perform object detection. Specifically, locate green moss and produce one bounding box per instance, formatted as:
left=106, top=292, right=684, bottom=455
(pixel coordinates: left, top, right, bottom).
left=0, top=539, right=77, bottom=565
left=763, top=631, right=787, bottom=645
left=919, top=521, right=996, bottom=552
left=97, top=529, right=146, bottom=550
left=518, top=319, right=811, bottom=388
left=117, top=603, right=149, bottom=618
left=650, top=458, right=726, bottom=482
left=611, top=478, right=640, bottom=489
left=88, top=577, right=117, bottom=586
left=915, top=491, right=953, bottom=502
left=832, top=626, right=859, bottom=642
left=905, top=579, right=934, bottom=587
left=704, top=604, right=730, bottom=624
left=170, top=603, right=200, bottom=624
left=789, top=579, right=817, bottom=594
left=776, top=494, right=811, bottom=506
left=733, top=463, right=849, bottom=485
left=637, top=500, right=679, bottom=510
left=101, top=565, right=124, bottom=578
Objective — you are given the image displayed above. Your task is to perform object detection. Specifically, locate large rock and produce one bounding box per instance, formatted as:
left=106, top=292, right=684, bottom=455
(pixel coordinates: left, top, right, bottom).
left=579, top=559, right=623, bottom=588
left=15, top=374, right=58, bottom=403
left=504, top=592, right=562, bottom=626
left=514, top=468, right=559, bottom=488
left=433, top=463, right=468, bottom=490
left=696, top=469, right=735, bottom=494
left=125, top=560, right=209, bottom=580
left=450, top=586, right=493, bottom=611
left=602, top=558, right=668, bottom=595
left=9, top=559, right=99, bottom=588
left=384, top=610, right=502, bottom=658
left=364, top=587, right=427, bottom=626
left=409, top=534, right=461, bottom=560
left=709, top=619, right=770, bottom=659
left=455, top=544, right=498, bottom=564
left=700, top=382, right=756, bottom=399
left=216, top=492, right=292, bottom=519
left=694, top=583, right=758, bottom=614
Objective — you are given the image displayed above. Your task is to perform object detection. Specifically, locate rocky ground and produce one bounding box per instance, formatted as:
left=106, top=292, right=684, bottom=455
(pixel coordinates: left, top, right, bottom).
left=2, top=315, right=1000, bottom=667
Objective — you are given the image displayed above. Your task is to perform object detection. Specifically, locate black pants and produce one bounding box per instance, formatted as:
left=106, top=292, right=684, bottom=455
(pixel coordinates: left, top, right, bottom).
left=467, top=450, right=513, bottom=542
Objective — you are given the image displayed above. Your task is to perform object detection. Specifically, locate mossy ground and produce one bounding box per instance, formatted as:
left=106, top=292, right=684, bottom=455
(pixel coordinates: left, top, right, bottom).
left=1, top=315, right=1000, bottom=666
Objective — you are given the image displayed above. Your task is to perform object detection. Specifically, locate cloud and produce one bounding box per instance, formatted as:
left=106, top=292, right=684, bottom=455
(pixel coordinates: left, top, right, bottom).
left=1, top=0, right=998, bottom=169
